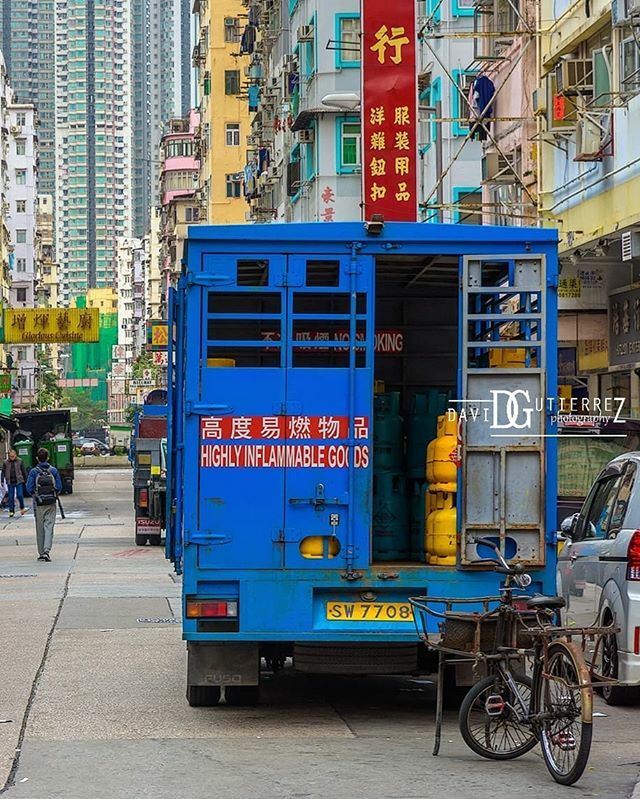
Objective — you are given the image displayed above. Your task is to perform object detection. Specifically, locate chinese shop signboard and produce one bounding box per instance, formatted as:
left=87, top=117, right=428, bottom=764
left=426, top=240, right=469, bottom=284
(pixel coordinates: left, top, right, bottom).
left=362, top=0, right=418, bottom=221
left=4, top=308, right=99, bottom=344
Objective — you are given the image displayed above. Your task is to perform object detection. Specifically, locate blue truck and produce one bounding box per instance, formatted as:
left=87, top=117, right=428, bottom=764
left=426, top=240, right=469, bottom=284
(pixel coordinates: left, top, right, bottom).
left=131, top=389, right=168, bottom=546
left=166, top=221, right=559, bottom=706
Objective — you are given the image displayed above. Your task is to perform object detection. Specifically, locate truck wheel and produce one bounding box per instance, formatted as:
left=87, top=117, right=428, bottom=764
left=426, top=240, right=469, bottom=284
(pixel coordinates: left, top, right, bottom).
left=65, top=483, right=73, bottom=495
left=225, top=685, right=260, bottom=706
left=135, top=533, right=148, bottom=546
left=186, top=685, right=221, bottom=707
left=149, top=534, right=162, bottom=546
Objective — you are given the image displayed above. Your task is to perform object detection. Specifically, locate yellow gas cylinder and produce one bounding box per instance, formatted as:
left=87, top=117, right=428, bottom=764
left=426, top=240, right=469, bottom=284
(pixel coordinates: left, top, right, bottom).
left=432, top=412, right=458, bottom=485
left=425, top=489, right=446, bottom=565
left=424, top=490, right=435, bottom=562
left=426, top=415, right=444, bottom=484
left=433, top=492, right=456, bottom=566
left=489, top=348, right=503, bottom=368
left=299, top=536, right=340, bottom=559
left=207, top=358, right=236, bottom=367
left=374, top=379, right=386, bottom=395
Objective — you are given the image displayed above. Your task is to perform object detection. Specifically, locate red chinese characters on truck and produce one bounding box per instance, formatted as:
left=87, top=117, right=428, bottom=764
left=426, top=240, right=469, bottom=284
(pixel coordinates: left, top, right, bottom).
left=362, top=0, right=417, bottom=222
left=199, top=416, right=370, bottom=469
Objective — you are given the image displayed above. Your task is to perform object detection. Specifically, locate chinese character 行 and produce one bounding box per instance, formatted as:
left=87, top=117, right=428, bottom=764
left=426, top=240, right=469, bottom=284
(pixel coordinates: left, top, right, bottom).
left=369, top=156, right=386, bottom=177
left=394, top=131, right=410, bottom=150
left=370, top=183, right=387, bottom=201
left=370, top=131, right=386, bottom=151
left=370, top=25, right=410, bottom=65
left=288, top=416, right=312, bottom=439
left=394, top=106, right=410, bottom=126
left=395, top=156, right=410, bottom=175
left=231, top=417, right=252, bottom=439
left=369, top=106, right=385, bottom=125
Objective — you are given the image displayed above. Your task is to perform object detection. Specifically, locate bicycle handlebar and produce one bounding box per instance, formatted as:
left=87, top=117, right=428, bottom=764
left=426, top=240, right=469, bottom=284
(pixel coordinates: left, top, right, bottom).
left=472, top=537, right=527, bottom=579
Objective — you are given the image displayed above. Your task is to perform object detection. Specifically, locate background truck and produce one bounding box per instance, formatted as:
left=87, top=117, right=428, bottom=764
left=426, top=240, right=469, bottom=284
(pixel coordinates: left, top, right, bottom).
left=132, top=389, right=168, bottom=546
left=166, top=221, right=559, bottom=706
left=13, top=410, right=74, bottom=494
left=108, top=423, right=132, bottom=453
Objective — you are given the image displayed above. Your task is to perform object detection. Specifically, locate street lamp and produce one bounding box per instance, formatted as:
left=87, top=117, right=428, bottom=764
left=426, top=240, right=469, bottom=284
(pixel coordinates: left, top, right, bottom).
left=321, top=93, right=361, bottom=111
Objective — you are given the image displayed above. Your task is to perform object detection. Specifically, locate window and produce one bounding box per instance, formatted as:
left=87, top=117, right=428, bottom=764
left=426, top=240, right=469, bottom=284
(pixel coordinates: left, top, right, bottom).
left=337, top=118, right=361, bottom=173
left=609, top=463, right=636, bottom=535
left=16, top=200, right=26, bottom=213
left=185, top=207, right=200, bottom=222
left=452, top=70, right=478, bottom=136
left=303, top=18, right=316, bottom=77
left=621, top=27, right=640, bottom=95
left=16, top=112, right=26, bottom=126
left=16, top=139, right=26, bottom=156
left=16, top=258, right=26, bottom=272
left=579, top=473, right=624, bottom=539
left=16, top=229, right=27, bottom=243
left=226, top=173, right=243, bottom=198
left=224, top=17, right=240, bottom=42
left=16, top=288, right=27, bottom=303
left=15, top=169, right=27, bottom=185
left=225, top=70, right=240, bottom=95
left=453, top=188, right=483, bottom=225
left=225, top=123, right=240, bottom=146
left=335, top=15, right=360, bottom=68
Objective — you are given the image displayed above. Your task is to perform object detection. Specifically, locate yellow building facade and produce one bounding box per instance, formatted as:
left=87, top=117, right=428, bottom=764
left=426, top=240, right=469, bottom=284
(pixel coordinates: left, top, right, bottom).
left=86, top=288, right=118, bottom=313
left=194, top=0, right=250, bottom=223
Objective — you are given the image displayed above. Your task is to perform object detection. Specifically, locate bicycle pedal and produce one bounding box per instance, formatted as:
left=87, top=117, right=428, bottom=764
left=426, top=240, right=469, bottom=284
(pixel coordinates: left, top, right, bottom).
left=551, top=732, right=576, bottom=751
left=484, top=694, right=505, bottom=715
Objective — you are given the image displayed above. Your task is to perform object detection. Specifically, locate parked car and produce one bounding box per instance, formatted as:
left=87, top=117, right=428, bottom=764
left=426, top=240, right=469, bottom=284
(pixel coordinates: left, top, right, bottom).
left=80, top=439, right=110, bottom=456
left=558, top=452, right=640, bottom=704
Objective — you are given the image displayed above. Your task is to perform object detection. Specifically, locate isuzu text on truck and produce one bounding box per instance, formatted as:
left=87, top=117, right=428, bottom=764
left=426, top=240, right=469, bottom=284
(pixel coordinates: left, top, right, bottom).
left=166, top=221, right=559, bottom=706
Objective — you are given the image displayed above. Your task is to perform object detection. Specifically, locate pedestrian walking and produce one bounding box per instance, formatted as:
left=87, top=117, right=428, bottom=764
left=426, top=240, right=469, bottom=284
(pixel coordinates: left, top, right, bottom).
left=26, top=448, right=62, bottom=562
left=2, top=448, right=28, bottom=517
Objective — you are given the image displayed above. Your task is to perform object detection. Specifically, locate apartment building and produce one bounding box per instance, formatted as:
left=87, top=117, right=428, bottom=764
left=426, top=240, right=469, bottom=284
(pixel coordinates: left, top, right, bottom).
left=0, top=55, right=13, bottom=377
left=193, top=0, right=251, bottom=223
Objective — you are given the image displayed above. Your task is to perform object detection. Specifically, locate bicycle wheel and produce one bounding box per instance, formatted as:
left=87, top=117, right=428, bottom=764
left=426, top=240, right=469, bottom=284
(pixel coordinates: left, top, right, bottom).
left=534, top=641, right=593, bottom=785
left=459, top=673, right=537, bottom=760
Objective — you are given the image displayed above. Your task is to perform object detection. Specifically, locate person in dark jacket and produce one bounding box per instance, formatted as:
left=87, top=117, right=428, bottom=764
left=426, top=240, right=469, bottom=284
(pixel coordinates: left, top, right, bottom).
left=2, top=449, right=28, bottom=517
left=26, top=448, right=62, bottom=562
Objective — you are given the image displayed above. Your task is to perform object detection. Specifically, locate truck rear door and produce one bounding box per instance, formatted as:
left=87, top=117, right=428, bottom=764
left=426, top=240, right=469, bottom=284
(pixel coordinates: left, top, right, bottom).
left=189, top=252, right=374, bottom=572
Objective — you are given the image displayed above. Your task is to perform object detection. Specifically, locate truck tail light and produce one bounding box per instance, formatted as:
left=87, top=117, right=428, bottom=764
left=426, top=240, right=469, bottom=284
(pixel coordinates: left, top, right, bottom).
left=139, top=489, right=148, bottom=508
left=627, top=530, right=640, bottom=581
left=186, top=600, right=238, bottom=619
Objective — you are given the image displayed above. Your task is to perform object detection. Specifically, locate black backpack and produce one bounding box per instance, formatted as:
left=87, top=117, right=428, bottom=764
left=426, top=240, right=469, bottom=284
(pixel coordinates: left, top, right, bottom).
left=34, top=467, right=57, bottom=506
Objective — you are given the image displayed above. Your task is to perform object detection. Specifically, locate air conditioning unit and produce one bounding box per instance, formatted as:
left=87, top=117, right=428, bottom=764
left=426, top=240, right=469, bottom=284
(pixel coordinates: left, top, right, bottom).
left=532, top=87, right=547, bottom=116
left=621, top=231, right=640, bottom=261
left=296, top=129, right=315, bottom=144
left=285, top=55, right=299, bottom=70
left=297, top=25, right=315, bottom=41
left=481, top=151, right=515, bottom=183
left=574, top=117, right=604, bottom=161
left=268, top=77, right=279, bottom=89
left=555, top=58, right=593, bottom=95
left=266, top=165, right=281, bottom=183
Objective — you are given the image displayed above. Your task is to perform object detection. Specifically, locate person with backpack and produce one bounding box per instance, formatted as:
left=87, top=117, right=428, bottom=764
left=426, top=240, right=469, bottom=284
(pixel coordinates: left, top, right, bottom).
left=26, top=448, right=62, bottom=562
left=2, top=449, right=28, bottom=517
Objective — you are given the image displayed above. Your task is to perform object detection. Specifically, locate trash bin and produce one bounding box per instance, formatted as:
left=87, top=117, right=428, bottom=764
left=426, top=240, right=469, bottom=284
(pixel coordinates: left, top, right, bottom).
left=52, top=438, right=72, bottom=471
left=14, top=439, right=34, bottom=470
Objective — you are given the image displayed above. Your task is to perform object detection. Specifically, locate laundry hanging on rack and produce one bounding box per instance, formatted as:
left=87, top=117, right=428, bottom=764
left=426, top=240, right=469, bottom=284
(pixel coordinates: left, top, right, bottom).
left=467, top=74, right=496, bottom=141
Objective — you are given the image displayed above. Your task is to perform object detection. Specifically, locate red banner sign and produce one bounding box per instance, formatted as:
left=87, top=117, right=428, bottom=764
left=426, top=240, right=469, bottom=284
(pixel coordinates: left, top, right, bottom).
left=362, top=0, right=418, bottom=222
left=201, top=416, right=370, bottom=441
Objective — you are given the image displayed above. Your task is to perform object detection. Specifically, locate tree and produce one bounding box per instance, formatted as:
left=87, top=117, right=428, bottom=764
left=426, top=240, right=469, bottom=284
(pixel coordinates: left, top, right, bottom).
left=132, top=351, right=159, bottom=380
left=59, top=389, right=107, bottom=433
left=36, top=349, right=62, bottom=410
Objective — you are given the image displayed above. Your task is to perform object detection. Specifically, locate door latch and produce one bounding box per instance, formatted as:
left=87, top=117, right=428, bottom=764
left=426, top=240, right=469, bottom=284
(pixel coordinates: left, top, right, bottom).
left=289, top=483, right=346, bottom=510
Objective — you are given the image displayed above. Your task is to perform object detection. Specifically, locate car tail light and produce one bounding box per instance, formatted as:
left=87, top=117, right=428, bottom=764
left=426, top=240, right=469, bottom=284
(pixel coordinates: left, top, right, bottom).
left=627, top=530, right=640, bottom=581
left=186, top=600, right=238, bottom=619
left=634, top=627, right=640, bottom=657
left=139, top=488, right=148, bottom=507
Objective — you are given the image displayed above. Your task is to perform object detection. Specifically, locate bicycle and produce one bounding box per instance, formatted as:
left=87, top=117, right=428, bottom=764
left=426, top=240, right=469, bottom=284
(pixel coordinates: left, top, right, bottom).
left=410, top=537, right=618, bottom=786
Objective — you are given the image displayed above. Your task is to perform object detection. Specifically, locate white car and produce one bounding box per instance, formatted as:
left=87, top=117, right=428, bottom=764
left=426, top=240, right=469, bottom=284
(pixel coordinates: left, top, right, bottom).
left=558, top=453, right=640, bottom=704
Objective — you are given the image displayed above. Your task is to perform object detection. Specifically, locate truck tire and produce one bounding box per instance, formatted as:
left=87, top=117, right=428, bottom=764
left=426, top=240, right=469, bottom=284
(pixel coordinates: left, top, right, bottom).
left=294, top=643, right=418, bottom=675
left=225, top=685, right=260, bottom=706
left=149, top=534, right=162, bottom=546
left=186, top=685, right=221, bottom=707
left=135, top=533, right=148, bottom=546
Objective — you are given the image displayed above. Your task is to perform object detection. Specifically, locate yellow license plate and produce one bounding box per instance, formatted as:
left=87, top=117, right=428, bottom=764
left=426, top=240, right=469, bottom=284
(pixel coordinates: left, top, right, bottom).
left=326, top=601, right=414, bottom=622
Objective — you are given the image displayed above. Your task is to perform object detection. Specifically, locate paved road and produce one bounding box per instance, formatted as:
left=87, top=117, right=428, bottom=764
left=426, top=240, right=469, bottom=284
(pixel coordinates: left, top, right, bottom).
left=0, top=470, right=639, bottom=799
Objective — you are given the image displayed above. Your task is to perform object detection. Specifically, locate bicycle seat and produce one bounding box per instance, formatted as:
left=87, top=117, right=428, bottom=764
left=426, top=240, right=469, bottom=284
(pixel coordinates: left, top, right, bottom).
left=526, top=595, right=566, bottom=610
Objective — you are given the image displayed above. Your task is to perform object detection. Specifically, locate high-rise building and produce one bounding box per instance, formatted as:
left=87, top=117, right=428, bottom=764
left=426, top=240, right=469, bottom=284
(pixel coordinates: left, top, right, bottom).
left=131, top=0, right=192, bottom=237
left=55, top=0, right=133, bottom=300
left=0, top=55, right=15, bottom=377
left=0, top=1, right=56, bottom=196
left=193, top=0, right=249, bottom=223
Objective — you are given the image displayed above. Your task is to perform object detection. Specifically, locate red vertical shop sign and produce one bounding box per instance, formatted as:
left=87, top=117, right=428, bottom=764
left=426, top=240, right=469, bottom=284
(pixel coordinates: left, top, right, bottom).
left=362, top=0, right=418, bottom=222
